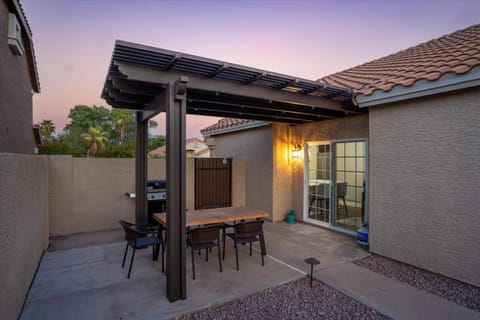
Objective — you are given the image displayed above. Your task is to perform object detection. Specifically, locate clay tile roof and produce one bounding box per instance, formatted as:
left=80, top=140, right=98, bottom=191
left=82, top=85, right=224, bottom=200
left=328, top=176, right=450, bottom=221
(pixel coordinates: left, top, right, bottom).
left=200, top=118, right=256, bottom=135
left=320, top=24, right=480, bottom=97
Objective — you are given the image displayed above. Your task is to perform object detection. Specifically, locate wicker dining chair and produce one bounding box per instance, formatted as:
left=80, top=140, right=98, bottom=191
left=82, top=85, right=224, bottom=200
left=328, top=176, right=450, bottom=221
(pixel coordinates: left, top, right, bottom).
left=222, top=219, right=266, bottom=270
left=118, top=220, right=164, bottom=279
left=186, top=223, right=223, bottom=280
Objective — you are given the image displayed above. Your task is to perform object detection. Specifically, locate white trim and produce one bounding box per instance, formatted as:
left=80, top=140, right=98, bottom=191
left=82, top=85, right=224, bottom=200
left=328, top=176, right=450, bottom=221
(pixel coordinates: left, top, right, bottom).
left=202, top=121, right=270, bottom=137
left=356, top=65, right=480, bottom=107
left=302, top=220, right=357, bottom=236
left=302, top=138, right=368, bottom=232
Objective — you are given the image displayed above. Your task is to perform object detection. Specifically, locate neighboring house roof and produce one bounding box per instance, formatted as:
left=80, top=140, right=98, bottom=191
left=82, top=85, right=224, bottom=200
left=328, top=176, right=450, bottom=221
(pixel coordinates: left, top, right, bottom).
left=6, top=0, right=40, bottom=93
left=320, top=24, right=480, bottom=106
left=201, top=118, right=269, bottom=136
left=149, top=138, right=209, bottom=157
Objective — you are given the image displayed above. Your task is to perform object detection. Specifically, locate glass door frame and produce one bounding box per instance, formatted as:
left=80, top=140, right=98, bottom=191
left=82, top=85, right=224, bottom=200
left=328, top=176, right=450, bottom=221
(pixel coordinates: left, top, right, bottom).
left=303, top=138, right=369, bottom=235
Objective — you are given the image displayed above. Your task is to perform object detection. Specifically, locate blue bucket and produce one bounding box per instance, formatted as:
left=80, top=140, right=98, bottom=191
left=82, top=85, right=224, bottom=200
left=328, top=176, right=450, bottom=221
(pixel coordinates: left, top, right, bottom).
left=357, top=226, right=369, bottom=248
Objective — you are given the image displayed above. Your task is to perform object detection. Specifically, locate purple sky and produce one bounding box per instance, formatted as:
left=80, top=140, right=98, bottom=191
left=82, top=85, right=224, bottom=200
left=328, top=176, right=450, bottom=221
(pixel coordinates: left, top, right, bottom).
left=22, top=0, right=480, bottom=139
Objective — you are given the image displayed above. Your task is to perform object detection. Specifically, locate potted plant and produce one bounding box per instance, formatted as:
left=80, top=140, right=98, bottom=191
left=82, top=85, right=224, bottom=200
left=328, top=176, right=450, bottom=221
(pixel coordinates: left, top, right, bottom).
left=285, top=208, right=296, bottom=224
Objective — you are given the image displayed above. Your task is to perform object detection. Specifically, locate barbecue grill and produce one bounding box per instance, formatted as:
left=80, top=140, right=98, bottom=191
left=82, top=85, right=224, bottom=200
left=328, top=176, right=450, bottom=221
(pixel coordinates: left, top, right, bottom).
left=125, top=179, right=166, bottom=224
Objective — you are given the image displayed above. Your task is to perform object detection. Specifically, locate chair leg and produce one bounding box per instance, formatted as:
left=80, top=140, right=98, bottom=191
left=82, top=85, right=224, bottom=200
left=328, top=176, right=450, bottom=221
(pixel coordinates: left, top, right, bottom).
left=217, top=243, right=222, bottom=273
left=206, top=248, right=209, bottom=261
left=191, top=248, right=196, bottom=280
left=234, top=240, right=239, bottom=271
left=122, top=244, right=129, bottom=268
left=260, top=229, right=267, bottom=266
left=127, top=247, right=136, bottom=279
left=222, top=232, right=226, bottom=260
left=342, top=197, right=348, bottom=215
left=161, top=242, right=164, bottom=273
left=152, top=244, right=156, bottom=261
left=249, top=241, right=252, bottom=256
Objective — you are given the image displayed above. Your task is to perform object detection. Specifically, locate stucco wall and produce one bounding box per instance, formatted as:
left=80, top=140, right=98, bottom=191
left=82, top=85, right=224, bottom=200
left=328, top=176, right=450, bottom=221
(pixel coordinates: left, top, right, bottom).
left=369, top=88, right=480, bottom=286
left=0, top=2, right=36, bottom=154
left=271, top=123, right=294, bottom=221
left=290, top=115, right=369, bottom=222
left=47, top=156, right=241, bottom=235
left=0, top=153, right=49, bottom=320
left=211, top=125, right=274, bottom=219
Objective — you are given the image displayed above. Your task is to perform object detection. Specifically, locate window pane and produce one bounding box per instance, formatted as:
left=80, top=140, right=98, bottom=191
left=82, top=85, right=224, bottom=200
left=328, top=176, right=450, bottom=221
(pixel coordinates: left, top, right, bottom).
left=345, top=172, right=356, bottom=186
left=345, top=142, right=356, bottom=157
left=336, top=158, right=344, bottom=171
left=345, top=158, right=356, bottom=171
left=336, top=143, right=345, bottom=157
left=356, top=141, right=366, bottom=157
left=356, top=172, right=365, bottom=187
left=356, top=157, right=365, bottom=171
left=336, top=170, right=346, bottom=182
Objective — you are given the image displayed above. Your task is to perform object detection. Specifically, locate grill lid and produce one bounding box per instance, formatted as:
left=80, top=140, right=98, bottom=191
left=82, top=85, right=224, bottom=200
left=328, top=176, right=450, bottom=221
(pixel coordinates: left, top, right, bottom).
left=147, top=179, right=166, bottom=191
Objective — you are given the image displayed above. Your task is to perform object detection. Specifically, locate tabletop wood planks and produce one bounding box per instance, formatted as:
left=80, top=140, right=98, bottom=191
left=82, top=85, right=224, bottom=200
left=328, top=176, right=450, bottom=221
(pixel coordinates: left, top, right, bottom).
left=153, top=206, right=269, bottom=227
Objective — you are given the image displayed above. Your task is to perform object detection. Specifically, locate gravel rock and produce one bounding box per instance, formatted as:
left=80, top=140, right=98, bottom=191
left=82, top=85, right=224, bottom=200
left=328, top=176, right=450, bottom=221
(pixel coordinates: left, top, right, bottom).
left=353, top=254, right=480, bottom=312
left=175, top=277, right=390, bottom=320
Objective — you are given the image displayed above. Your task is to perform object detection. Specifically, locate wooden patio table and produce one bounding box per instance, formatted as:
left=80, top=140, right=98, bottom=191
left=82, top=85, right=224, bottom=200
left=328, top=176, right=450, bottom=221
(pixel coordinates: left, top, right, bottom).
left=153, top=206, right=269, bottom=227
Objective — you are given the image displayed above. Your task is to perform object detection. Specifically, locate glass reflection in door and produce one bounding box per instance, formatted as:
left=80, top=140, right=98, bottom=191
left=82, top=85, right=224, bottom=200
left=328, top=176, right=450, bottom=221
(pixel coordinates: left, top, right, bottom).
left=334, top=141, right=366, bottom=231
left=307, top=143, right=332, bottom=223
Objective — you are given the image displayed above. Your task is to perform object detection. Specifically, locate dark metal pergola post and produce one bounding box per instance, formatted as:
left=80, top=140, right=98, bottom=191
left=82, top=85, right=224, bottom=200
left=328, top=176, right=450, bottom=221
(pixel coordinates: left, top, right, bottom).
left=135, top=111, right=148, bottom=224
left=166, top=78, right=188, bottom=301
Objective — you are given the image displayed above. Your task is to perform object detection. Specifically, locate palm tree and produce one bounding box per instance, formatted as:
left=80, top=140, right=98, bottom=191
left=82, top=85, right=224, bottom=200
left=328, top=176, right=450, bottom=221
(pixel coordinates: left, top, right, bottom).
left=82, top=126, right=108, bottom=157
left=112, top=110, right=133, bottom=145
left=40, top=119, right=56, bottom=141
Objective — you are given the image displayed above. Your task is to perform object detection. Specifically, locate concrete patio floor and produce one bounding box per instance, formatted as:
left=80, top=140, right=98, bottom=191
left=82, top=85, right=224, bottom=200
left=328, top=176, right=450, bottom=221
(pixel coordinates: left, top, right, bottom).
left=20, top=222, right=479, bottom=320
left=20, top=222, right=365, bottom=320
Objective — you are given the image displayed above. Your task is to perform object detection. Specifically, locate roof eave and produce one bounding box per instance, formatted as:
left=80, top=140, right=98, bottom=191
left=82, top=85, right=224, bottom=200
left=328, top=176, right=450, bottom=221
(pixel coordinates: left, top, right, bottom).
left=356, top=65, right=480, bottom=108
left=9, top=0, right=40, bottom=93
left=202, top=121, right=270, bottom=137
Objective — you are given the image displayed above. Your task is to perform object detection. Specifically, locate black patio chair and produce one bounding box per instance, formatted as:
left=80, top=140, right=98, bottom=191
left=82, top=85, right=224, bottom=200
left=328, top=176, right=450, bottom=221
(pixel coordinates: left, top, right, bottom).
left=337, top=182, right=348, bottom=216
left=118, top=220, right=164, bottom=279
left=222, top=219, right=266, bottom=270
left=186, top=223, right=223, bottom=280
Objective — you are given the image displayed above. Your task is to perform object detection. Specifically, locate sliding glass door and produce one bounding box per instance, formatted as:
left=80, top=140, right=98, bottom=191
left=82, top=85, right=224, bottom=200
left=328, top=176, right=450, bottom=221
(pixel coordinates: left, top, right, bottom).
left=306, top=143, right=332, bottom=225
left=304, top=140, right=367, bottom=232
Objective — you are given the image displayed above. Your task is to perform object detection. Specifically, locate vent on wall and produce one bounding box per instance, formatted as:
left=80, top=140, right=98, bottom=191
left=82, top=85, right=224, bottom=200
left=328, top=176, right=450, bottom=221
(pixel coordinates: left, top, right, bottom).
left=8, top=13, right=24, bottom=56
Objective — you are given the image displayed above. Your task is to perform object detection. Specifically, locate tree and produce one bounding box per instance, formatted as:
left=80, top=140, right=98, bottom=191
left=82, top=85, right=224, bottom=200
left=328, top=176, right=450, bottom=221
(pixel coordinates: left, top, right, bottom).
left=40, top=119, right=56, bottom=141
left=82, top=126, right=109, bottom=157
left=148, top=134, right=166, bottom=151
left=65, top=105, right=112, bottom=135
left=112, top=109, right=134, bottom=145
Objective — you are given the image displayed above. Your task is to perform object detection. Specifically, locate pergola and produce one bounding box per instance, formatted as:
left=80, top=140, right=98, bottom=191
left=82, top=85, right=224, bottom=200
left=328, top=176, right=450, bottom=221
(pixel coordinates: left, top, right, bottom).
left=101, top=40, right=362, bottom=302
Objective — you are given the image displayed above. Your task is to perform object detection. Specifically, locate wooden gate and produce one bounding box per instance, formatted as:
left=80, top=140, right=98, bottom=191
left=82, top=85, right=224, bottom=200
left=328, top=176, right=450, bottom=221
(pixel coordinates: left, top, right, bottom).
left=194, top=158, right=232, bottom=209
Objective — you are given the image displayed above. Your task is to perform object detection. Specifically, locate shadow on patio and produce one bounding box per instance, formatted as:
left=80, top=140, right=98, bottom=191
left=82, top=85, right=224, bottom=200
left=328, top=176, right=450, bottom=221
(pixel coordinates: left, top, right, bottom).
left=20, top=222, right=367, bottom=320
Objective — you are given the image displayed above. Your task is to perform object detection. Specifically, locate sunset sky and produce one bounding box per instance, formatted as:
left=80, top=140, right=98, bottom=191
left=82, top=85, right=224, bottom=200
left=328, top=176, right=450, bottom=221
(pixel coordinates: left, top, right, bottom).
left=22, top=0, right=480, bottom=139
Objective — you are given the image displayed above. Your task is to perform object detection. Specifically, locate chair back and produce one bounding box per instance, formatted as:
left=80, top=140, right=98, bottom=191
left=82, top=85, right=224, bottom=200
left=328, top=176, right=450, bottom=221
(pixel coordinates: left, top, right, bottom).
left=235, top=220, right=264, bottom=239
left=337, top=182, right=347, bottom=197
left=119, top=220, right=140, bottom=242
left=189, top=224, right=221, bottom=245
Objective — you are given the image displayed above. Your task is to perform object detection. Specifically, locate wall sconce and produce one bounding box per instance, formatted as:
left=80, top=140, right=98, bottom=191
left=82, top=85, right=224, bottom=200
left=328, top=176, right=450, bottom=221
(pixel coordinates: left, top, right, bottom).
left=292, top=144, right=302, bottom=159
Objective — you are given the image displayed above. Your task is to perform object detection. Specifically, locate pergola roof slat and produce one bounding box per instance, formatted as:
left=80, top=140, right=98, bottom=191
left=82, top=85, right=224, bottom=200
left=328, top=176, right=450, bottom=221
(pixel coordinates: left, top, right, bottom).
left=102, top=40, right=363, bottom=124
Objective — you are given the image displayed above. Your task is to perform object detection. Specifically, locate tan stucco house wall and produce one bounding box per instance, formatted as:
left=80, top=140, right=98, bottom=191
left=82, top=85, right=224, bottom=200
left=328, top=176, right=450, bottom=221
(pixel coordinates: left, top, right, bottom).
left=0, top=0, right=38, bottom=154
left=368, top=87, right=480, bottom=286
left=211, top=125, right=274, bottom=219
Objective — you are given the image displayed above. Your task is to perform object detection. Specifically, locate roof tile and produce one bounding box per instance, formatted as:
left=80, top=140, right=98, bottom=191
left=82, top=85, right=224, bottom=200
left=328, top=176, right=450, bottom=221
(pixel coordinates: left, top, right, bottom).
left=320, top=24, right=480, bottom=96
left=200, top=118, right=256, bottom=135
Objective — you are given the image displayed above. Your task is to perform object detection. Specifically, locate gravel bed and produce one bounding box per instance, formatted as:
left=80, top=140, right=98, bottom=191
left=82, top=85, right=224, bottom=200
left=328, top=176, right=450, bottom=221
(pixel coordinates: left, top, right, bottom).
left=175, top=277, right=390, bottom=320
left=353, top=254, right=480, bottom=312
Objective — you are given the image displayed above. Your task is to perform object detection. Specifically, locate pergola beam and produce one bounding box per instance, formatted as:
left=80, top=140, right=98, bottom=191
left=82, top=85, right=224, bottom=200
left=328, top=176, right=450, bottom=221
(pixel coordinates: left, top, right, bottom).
left=187, top=100, right=334, bottom=122
left=115, top=61, right=360, bottom=114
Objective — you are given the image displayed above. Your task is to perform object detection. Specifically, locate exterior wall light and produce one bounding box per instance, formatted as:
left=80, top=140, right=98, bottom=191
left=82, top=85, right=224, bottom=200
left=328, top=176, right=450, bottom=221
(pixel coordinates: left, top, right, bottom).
left=292, top=144, right=302, bottom=159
